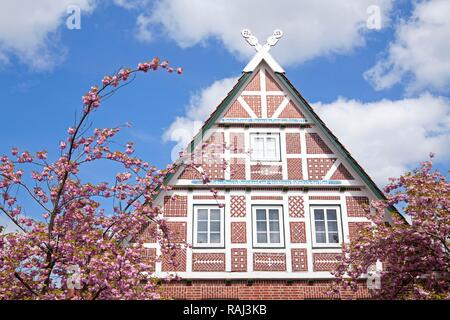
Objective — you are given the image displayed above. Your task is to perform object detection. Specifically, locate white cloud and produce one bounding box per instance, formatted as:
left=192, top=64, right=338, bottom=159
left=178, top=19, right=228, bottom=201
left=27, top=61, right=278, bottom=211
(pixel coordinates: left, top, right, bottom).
left=163, top=76, right=238, bottom=160
left=113, top=0, right=148, bottom=10
left=313, top=94, right=450, bottom=185
left=365, top=0, right=450, bottom=93
left=136, top=0, right=392, bottom=66
left=0, top=0, right=95, bottom=70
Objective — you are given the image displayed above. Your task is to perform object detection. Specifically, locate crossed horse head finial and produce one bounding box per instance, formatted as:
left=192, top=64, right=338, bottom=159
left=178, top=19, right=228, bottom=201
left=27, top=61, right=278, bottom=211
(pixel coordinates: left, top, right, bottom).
left=241, top=29, right=283, bottom=52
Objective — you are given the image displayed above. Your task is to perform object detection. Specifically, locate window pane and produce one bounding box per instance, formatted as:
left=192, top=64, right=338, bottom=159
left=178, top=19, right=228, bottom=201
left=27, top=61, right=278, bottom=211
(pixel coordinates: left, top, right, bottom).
left=316, top=232, right=326, bottom=243
left=327, top=221, right=338, bottom=232
left=257, top=233, right=267, bottom=243
left=315, top=220, right=325, bottom=232
left=256, top=221, right=267, bottom=232
left=269, top=221, right=279, bottom=231
left=210, top=232, right=220, bottom=243
left=256, top=209, right=266, bottom=221
left=210, top=209, right=220, bottom=221
left=314, top=209, right=324, bottom=220
left=328, top=232, right=339, bottom=243
left=269, top=232, right=280, bottom=243
left=197, top=221, right=208, bottom=232
left=253, top=137, right=264, bottom=159
left=198, top=209, right=208, bottom=221
left=210, top=221, right=220, bottom=232
left=265, top=137, right=277, bottom=159
left=197, top=233, right=207, bottom=243
left=327, top=209, right=337, bottom=221
left=268, top=209, right=279, bottom=221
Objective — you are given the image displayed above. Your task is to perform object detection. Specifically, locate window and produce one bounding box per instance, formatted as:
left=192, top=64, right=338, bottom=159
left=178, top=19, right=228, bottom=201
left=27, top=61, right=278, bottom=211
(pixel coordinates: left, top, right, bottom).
left=310, top=206, right=343, bottom=247
left=193, top=205, right=224, bottom=247
left=252, top=206, right=284, bottom=248
left=250, top=133, right=280, bottom=161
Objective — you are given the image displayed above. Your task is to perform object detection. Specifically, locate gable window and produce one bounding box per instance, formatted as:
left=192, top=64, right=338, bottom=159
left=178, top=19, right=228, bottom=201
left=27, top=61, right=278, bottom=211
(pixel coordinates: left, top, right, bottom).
left=193, top=205, right=224, bottom=248
left=252, top=206, right=285, bottom=248
left=250, top=133, right=280, bottom=161
left=310, top=206, right=343, bottom=247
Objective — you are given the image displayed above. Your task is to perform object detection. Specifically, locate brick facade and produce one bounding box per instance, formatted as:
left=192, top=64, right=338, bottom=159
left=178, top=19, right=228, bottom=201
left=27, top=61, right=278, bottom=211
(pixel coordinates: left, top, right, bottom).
left=231, top=222, right=247, bottom=243
left=290, top=222, right=306, bottom=243
left=346, top=196, right=370, bottom=217
left=160, top=280, right=371, bottom=300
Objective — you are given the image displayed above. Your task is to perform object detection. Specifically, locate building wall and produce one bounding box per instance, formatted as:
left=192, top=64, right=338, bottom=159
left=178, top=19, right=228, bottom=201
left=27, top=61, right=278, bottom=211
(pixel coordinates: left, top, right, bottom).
left=141, top=65, right=376, bottom=299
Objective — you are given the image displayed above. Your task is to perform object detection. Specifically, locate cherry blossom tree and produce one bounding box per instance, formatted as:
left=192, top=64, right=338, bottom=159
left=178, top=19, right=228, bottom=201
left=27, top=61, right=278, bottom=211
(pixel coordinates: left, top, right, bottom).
left=0, top=58, right=187, bottom=300
left=331, top=154, right=449, bottom=299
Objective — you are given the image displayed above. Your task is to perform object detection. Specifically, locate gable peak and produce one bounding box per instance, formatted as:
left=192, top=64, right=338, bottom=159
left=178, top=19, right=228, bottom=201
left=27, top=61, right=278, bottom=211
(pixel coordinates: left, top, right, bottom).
left=241, top=29, right=285, bottom=74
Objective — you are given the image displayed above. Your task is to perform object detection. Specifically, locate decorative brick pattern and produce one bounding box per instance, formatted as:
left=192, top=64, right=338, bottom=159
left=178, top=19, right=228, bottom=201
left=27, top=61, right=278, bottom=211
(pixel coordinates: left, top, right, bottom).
left=265, top=72, right=282, bottom=91
left=285, top=133, right=301, bottom=154
left=164, top=279, right=371, bottom=300
left=313, top=253, right=342, bottom=272
left=348, top=222, right=372, bottom=242
left=163, top=195, right=187, bottom=217
left=202, top=161, right=225, bottom=180
left=166, top=222, right=187, bottom=243
left=231, top=249, right=247, bottom=272
left=179, top=166, right=202, bottom=179
left=224, top=100, right=250, bottom=118
left=253, top=253, right=286, bottom=271
left=250, top=196, right=283, bottom=200
left=243, top=95, right=262, bottom=118
left=250, top=164, right=282, bottom=180
left=346, top=196, right=370, bottom=217
left=231, top=222, right=247, bottom=243
left=245, top=70, right=261, bottom=91
left=230, top=158, right=246, bottom=180
left=162, top=248, right=186, bottom=272
left=288, top=196, right=304, bottom=218
left=287, top=158, right=303, bottom=180
left=306, top=133, right=333, bottom=154
left=309, top=195, right=340, bottom=201
left=267, top=95, right=284, bottom=117
left=307, top=158, right=337, bottom=180
left=278, top=101, right=305, bottom=118
left=162, top=279, right=371, bottom=300
left=202, top=132, right=225, bottom=158
left=192, top=253, right=226, bottom=272
left=193, top=195, right=225, bottom=200
left=290, top=222, right=306, bottom=243
left=330, top=163, right=354, bottom=180
left=291, top=249, right=308, bottom=272
left=229, top=132, right=245, bottom=153
left=141, top=248, right=157, bottom=272
left=230, top=195, right=246, bottom=217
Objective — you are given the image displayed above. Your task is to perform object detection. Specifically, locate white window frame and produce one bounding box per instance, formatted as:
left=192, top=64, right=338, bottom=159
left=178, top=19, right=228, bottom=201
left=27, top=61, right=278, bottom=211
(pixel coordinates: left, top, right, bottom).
left=193, top=205, right=224, bottom=248
left=252, top=205, right=285, bottom=248
left=310, top=205, right=343, bottom=248
left=250, top=133, right=281, bottom=162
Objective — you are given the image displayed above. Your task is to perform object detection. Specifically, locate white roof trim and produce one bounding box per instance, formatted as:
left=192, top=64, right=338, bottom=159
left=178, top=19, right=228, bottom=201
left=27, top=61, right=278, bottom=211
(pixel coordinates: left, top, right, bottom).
left=243, top=51, right=285, bottom=73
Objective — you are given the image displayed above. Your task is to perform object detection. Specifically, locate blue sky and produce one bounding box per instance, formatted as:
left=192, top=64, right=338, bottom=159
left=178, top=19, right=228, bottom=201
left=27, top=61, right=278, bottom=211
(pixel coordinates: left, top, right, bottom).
left=0, top=0, right=449, bottom=226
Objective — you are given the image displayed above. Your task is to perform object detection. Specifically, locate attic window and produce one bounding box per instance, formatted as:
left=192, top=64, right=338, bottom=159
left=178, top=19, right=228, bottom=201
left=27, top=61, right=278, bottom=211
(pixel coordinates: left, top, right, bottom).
left=250, top=133, right=280, bottom=162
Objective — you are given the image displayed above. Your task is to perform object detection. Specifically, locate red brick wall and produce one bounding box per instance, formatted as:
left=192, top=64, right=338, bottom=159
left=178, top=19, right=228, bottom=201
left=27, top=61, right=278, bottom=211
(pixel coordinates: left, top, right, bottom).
left=288, top=196, right=304, bottom=218
left=346, top=196, right=370, bottom=217
left=192, top=253, right=226, bottom=272
left=267, top=95, right=284, bottom=117
left=287, top=158, right=303, bottom=180
left=243, top=95, right=262, bottom=117
left=313, top=253, right=342, bottom=272
left=230, top=195, right=246, bottom=217
left=163, top=195, right=187, bottom=217
left=230, top=158, right=246, bottom=180
left=290, top=222, right=306, bottom=243
left=229, top=132, right=245, bottom=153
left=245, top=71, right=261, bottom=91
left=331, top=163, right=354, bottom=180
left=285, top=133, right=301, bottom=154
left=166, top=222, right=187, bottom=243
left=306, top=133, right=333, bottom=154
left=231, top=248, right=247, bottom=272
left=250, top=164, right=282, bottom=180
left=265, top=72, right=282, bottom=91
left=160, top=279, right=371, bottom=300
left=307, top=158, right=337, bottom=180
left=224, top=100, right=250, bottom=118
left=278, top=101, right=305, bottom=118
left=231, top=222, right=247, bottom=243
left=253, top=253, right=286, bottom=272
